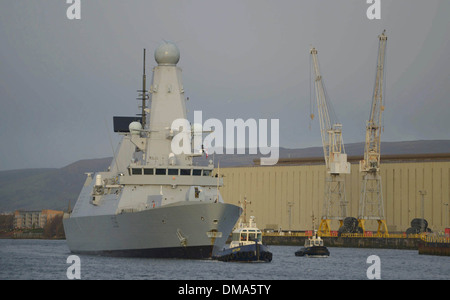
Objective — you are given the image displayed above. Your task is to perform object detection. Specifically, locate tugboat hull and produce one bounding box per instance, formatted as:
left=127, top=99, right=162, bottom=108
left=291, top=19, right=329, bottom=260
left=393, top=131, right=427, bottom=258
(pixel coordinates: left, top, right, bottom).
left=295, top=246, right=330, bottom=257
left=215, top=243, right=272, bottom=262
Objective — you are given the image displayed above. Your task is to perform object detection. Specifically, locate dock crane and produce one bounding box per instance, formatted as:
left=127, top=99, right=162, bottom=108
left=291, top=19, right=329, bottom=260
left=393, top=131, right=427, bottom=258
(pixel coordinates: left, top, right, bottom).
left=358, top=30, right=388, bottom=235
left=310, top=47, right=351, bottom=236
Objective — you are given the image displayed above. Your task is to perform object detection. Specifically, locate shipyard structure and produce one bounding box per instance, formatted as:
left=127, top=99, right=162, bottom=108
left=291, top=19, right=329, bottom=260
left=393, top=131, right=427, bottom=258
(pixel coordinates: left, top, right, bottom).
left=218, top=153, right=450, bottom=234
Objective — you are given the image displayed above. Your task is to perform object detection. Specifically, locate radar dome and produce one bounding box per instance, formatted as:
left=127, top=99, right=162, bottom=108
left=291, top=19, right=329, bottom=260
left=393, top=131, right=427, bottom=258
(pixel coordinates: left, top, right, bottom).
left=154, top=41, right=180, bottom=65
left=129, top=121, right=142, bottom=135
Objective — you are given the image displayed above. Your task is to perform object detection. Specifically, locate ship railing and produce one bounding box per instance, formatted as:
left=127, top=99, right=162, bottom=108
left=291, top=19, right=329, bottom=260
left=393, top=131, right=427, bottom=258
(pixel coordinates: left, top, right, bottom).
left=263, top=231, right=334, bottom=237
left=420, top=233, right=450, bottom=244
left=339, top=233, right=395, bottom=238
left=263, top=231, right=310, bottom=237
left=262, top=231, right=426, bottom=239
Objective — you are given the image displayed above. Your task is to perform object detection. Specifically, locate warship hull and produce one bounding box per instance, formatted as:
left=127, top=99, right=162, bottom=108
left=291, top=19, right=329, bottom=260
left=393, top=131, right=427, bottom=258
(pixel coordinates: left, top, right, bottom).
left=63, top=202, right=241, bottom=259
left=64, top=43, right=243, bottom=260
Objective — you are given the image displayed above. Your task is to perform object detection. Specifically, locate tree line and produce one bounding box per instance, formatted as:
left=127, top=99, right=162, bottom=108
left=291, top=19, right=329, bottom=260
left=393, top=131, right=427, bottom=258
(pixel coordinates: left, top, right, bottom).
left=0, top=214, right=65, bottom=239
left=43, top=214, right=65, bottom=239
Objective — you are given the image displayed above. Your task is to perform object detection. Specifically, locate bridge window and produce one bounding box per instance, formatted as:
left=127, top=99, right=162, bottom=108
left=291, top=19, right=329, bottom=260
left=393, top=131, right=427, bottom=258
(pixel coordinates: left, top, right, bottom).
left=144, top=168, right=154, bottom=175
left=257, top=232, right=262, bottom=243
left=131, top=168, right=142, bottom=175
left=248, top=230, right=256, bottom=241
left=168, top=169, right=178, bottom=176
left=155, top=168, right=166, bottom=175
left=192, top=169, right=202, bottom=176
left=180, top=169, right=191, bottom=176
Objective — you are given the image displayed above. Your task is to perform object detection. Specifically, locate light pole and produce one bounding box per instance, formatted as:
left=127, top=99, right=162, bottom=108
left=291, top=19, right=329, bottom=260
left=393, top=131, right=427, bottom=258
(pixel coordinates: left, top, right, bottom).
left=287, top=202, right=294, bottom=232
left=419, top=190, right=427, bottom=232
left=444, top=203, right=449, bottom=230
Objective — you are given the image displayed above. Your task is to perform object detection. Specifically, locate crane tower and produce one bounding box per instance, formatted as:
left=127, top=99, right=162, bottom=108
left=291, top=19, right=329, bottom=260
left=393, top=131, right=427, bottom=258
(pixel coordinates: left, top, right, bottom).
left=310, top=47, right=351, bottom=236
left=358, top=30, right=388, bottom=235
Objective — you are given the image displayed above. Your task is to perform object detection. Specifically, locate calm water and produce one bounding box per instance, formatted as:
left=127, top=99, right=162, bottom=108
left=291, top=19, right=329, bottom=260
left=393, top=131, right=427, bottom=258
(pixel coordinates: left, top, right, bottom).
left=0, top=239, right=448, bottom=280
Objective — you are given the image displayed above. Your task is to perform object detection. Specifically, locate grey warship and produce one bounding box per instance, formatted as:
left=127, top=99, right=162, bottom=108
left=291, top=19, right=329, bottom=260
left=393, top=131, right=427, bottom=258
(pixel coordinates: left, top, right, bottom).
left=63, top=42, right=242, bottom=259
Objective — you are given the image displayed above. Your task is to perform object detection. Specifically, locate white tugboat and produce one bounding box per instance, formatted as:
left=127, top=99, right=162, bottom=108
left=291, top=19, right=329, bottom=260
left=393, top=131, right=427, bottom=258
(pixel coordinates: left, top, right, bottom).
left=63, top=42, right=242, bottom=259
left=215, top=216, right=272, bottom=262
left=295, top=230, right=330, bottom=258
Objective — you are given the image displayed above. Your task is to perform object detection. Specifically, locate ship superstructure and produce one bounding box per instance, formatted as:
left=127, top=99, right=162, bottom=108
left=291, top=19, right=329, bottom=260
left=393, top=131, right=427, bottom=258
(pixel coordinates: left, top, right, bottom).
left=63, top=42, right=242, bottom=258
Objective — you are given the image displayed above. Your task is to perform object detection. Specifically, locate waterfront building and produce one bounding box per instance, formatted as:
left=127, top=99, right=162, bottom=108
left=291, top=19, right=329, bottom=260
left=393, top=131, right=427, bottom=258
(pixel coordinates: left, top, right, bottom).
left=219, top=153, right=450, bottom=233
left=14, top=210, right=63, bottom=229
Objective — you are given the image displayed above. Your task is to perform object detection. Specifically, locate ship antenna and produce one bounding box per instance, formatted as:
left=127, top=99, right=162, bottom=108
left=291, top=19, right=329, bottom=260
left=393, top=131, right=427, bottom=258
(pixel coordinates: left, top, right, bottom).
left=137, top=49, right=149, bottom=128
left=216, top=161, right=220, bottom=203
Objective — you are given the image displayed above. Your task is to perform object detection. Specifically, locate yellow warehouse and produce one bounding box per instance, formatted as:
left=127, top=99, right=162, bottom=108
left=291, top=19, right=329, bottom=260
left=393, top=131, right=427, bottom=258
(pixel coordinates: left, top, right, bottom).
left=218, top=154, right=450, bottom=233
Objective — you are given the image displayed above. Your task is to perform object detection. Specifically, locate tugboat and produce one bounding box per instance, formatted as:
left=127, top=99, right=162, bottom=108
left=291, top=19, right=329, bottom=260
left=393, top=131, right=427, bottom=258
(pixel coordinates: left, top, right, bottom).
left=295, top=230, right=330, bottom=257
left=215, top=216, right=272, bottom=262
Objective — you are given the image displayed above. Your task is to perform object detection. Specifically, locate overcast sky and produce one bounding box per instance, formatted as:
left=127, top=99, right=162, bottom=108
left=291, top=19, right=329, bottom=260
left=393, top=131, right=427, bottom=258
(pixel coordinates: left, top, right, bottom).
left=0, top=0, right=449, bottom=171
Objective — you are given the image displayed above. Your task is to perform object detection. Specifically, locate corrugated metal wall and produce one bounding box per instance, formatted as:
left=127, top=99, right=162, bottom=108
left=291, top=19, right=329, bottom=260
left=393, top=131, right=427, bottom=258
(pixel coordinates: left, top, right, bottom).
left=219, top=161, right=450, bottom=232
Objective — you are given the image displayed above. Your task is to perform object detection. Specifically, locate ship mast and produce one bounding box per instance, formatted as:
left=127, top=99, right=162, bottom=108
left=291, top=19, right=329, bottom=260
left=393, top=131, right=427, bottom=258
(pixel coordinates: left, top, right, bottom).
left=138, top=49, right=149, bottom=129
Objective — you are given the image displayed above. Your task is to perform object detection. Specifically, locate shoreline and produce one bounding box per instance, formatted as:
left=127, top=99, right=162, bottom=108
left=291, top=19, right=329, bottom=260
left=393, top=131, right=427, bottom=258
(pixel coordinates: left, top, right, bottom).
left=0, top=231, right=64, bottom=240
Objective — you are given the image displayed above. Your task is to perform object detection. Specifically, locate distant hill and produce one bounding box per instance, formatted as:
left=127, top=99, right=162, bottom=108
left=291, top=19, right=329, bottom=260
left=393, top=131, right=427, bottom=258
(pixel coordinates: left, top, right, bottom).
left=208, top=139, right=450, bottom=167
left=0, top=158, right=111, bottom=212
left=0, top=140, right=449, bottom=212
